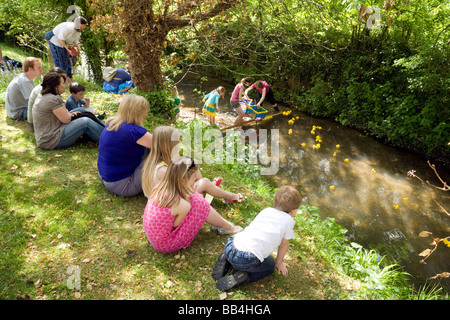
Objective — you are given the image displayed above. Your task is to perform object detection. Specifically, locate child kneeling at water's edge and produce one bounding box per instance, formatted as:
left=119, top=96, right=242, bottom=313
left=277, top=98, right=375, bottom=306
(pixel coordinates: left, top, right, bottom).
left=212, top=186, right=302, bottom=290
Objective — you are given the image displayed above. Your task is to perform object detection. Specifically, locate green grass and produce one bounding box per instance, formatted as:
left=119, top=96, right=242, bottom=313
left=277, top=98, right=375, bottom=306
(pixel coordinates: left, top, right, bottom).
left=1, top=43, right=446, bottom=300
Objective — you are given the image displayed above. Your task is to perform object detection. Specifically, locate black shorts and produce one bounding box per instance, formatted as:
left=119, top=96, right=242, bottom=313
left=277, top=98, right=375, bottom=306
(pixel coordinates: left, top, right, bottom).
left=257, top=88, right=276, bottom=105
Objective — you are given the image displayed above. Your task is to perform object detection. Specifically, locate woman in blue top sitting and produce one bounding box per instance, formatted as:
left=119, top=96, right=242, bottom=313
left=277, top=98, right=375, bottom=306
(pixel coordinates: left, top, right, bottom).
left=102, top=66, right=134, bottom=95
left=97, top=94, right=153, bottom=197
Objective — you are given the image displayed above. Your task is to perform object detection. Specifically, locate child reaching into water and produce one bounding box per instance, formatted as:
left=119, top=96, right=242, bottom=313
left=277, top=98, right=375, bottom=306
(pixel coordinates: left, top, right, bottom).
left=244, top=80, right=279, bottom=112
left=212, top=186, right=302, bottom=291
left=141, top=126, right=244, bottom=205
left=202, top=86, right=226, bottom=125
left=143, top=156, right=242, bottom=253
left=230, top=77, right=252, bottom=126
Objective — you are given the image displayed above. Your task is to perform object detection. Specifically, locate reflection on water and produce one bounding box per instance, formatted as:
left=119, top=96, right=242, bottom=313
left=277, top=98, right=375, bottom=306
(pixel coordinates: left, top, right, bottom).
left=175, top=71, right=450, bottom=289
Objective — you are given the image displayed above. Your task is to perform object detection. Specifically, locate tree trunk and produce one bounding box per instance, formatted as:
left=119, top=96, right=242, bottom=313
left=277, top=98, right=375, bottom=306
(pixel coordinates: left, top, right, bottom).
left=125, top=29, right=167, bottom=92
left=120, top=0, right=166, bottom=92
left=119, top=0, right=241, bottom=92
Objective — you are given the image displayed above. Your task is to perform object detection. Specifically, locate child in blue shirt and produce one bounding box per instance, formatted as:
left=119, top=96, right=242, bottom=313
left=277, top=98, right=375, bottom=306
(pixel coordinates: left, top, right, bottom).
left=65, top=82, right=93, bottom=113
left=202, top=86, right=226, bottom=125
left=66, top=82, right=106, bottom=125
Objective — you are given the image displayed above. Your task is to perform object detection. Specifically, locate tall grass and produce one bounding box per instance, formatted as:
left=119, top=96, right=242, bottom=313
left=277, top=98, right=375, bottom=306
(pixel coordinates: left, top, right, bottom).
left=293, top=205, right=447, bottom=300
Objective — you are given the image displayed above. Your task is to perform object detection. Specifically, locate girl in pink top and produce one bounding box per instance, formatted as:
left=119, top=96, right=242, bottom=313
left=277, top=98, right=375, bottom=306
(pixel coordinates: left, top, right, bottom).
left=244, top=80, right=279, bottom=112
left=230, top=77, right=252, bottom=126
left=143, top=156, right=242, bottom=253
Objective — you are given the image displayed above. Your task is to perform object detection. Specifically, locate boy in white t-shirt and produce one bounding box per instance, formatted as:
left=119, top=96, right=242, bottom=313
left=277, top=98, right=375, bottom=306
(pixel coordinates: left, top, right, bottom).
left=213, top=186, right=302, bottom=291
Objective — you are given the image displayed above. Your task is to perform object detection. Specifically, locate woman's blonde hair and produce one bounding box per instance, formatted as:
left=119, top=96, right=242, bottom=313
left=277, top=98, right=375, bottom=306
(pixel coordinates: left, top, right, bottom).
left=106, top=94, right=150, bottom=131
left=150, top=156, right=198, bottom=208
left=141, top=126, right=180, bottom=197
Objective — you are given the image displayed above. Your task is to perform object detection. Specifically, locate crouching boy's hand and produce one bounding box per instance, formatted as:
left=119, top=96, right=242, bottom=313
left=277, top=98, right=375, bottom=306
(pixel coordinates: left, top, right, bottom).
left=276, top=261, right=289, bottom=276
left=275, top=238, right=290, bottom=277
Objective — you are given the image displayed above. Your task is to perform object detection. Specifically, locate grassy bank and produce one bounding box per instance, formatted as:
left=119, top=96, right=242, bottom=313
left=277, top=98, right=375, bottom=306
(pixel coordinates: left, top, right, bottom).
left=0, top=43, right=446, bottom=300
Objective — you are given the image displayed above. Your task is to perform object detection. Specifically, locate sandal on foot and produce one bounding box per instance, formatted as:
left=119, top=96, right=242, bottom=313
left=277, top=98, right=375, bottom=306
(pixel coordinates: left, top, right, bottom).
left=226, top=193, right=244, bottom=203
left=212, top=252, right=232, bottom=281
left=213, top=177, right=223, bottom=187
left=210, top=224, right=243, bottom=235
left=210, top=225, right=219, bottom=234
left=216, top=271, right=249, bottom=291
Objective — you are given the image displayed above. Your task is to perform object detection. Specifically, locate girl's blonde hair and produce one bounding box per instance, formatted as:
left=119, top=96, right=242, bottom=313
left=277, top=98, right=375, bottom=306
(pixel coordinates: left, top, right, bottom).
left=211, top=86, right=225, bottom=99
left=141, top=126, right=180, bottom=197
left=106, top=94, right=150, bottom=131
left=170, top=86, right=178, bottom=98
left=217, top=86, right=226, bottom=94
left=150, top=156, right=198, bottom=208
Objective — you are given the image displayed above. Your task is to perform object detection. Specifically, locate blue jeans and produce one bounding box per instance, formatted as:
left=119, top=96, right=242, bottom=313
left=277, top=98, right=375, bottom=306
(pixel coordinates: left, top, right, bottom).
left=224, top=236, right=275, bottom=283
left=55, top=117, right=104, bottom=149
left=16, top=107, right=28, bottom=121
left=70, top=107, right=88, bottom=113
left=48, top=41, right=72, bottom=78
